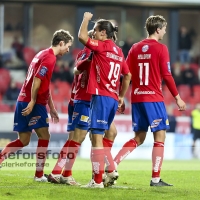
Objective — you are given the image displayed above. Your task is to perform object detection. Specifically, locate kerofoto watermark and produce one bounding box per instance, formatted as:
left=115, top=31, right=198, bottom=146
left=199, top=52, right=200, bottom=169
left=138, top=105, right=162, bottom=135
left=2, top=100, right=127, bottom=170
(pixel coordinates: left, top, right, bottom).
left=0, top=147, right=78, bottom=160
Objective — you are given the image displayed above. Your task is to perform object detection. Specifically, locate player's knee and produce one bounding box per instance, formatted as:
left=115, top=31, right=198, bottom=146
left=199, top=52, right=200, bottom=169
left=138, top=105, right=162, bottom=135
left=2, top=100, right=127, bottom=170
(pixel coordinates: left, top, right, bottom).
left=21, top=139, right=30, bottom=146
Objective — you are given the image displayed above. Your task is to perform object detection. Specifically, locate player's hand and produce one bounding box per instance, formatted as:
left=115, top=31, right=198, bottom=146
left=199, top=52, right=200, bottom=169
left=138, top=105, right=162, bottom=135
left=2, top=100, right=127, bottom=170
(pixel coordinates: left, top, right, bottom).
left=117, top=101, right=125, bottom=114
left=118, top=96, right=125, bottom=113
left=84, top=12, right=93, bottom=20
left=21, top=100, right=35, bottom=116
left=175, top=95, right=186, bottom=111
left=50, top=108, right=59, bottom=123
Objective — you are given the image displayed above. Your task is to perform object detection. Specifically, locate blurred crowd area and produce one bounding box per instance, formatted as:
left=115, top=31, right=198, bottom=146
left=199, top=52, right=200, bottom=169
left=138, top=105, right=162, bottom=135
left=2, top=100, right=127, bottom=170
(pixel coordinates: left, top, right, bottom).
left=0, top=3, right=200, bottom=118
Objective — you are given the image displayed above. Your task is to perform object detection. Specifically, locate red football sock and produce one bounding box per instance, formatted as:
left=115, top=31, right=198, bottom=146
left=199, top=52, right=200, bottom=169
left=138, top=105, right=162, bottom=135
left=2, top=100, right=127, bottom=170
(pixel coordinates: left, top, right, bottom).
left=91, top=148, right=104, bottom=184
left=103, top=138, right=115, bottom=173
left=51, top=140, right=71, bottom=175
left=152, top=141, right=164, bottom=178
left=62, top=140, right=80, bottom=177
left=114, top=139, right=138, bottom=165
left=0, top=139, right=24, bottom=164
left=35, top=139, right=49, bottom=178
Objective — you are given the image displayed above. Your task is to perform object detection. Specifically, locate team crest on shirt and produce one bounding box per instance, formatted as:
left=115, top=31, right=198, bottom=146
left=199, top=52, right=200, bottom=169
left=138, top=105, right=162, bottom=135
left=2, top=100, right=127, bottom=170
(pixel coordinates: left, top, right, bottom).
left=28, top=116, right=41, bottom=126
left=142, top=45, right=149, bottom=52
left=166, top=119, right=169, bottom=125
left=39, top=66, right=48, bottom=77
left=167, top=62, right=171, bottom=73
left=113, top=46, right=118, bottom=54
left=89, top=39, right=98, bottom=46
left=150, top=119, right=162, bottom=128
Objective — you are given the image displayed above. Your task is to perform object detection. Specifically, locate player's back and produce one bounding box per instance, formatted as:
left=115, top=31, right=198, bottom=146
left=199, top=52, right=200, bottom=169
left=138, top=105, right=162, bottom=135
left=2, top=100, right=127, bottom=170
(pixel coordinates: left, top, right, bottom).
left=87, top=39, right=126, bottom=101
left=127, top=39, right=169, bottom=103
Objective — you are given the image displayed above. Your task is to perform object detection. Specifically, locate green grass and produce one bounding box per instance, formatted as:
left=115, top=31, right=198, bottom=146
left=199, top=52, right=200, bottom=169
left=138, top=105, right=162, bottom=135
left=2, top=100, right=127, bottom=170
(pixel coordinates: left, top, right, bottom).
left=0, top=158, right=200, bottom=200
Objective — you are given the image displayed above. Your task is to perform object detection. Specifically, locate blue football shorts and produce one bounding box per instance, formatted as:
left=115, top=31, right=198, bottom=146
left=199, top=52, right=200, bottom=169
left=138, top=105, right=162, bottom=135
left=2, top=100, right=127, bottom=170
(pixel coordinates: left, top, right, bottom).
left=13, top=101, right=49, bottom=132
left=67, top=103, right=75, bottom=132
left=89, top=95, right=118, bottom=135
left=72, top=100, right=90, bottom=131
left=131, top=102, right=170, bottom=132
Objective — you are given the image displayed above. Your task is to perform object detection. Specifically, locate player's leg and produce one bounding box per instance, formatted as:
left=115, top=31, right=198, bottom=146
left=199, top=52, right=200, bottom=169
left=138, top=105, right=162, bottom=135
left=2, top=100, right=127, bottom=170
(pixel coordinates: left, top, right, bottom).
left=34, top=127, right=50, bottom=181
left=31, top=104, right=50, bottom=182
left=147, top=102, right=172, bottom=186
left=113, top=103, right=148, bottom=165
left=103, top=121, right=120, bottom=187
left=48, top=103, right=75, bottom=183
left=82, top=96, right=118, bottom=188
left=61, top=101, right=89, bottom=185
left=104, top=122, right=117, bottom=172
left=0, top=101, right=31, bottom=164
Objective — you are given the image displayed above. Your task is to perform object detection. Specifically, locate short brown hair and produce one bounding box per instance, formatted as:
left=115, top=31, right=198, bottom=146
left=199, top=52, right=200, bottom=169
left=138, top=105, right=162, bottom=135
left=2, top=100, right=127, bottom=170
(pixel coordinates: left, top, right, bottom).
left=51, top=29, right=74, bottom=46
left=145, top=15, right=167, bottom=36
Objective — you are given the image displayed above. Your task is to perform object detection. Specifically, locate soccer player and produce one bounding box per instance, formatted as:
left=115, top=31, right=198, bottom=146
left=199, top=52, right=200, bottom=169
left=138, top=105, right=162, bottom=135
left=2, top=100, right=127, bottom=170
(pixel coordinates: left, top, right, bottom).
left=113, top=15, right=186, bottom=186
left=0, top=29, right=74, bottom=182
left=78, top=12, right=131, bottom=188
left=47, top=31, right=93, bottom=185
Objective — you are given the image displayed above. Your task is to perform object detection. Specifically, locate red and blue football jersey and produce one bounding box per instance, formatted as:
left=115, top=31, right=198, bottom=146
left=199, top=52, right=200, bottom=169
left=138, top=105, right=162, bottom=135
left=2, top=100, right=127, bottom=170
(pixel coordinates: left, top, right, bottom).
left=126, top=39, right=172, bottom=103
left=85, top=38, right=129, bottom=101
left=18, top=48, right=56, bottom=105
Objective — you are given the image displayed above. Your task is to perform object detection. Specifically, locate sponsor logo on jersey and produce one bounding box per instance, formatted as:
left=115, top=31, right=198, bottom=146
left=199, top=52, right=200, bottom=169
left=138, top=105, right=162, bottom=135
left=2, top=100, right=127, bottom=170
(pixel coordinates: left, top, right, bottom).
left=142, top=45, right=149, bottom=52
left=166, top=119, right=169, bottom=125
left=97, top=119, right=108, bottom=124
left=150, top=119, right=162, bottom=128
left=113, top=46, right=118, bottom=54
left=105, top=84, right=118, bottom=94
left=134, top=88, right=155, bottom=95
left=28, top=116, right=41, bottom=126
left=89, top=39, right=98, bottom=46
left=167, top=62, right=171, bottom=73
left=39, top=66, right=48, bottom=77
left=80, top=115, right=89, bottom=122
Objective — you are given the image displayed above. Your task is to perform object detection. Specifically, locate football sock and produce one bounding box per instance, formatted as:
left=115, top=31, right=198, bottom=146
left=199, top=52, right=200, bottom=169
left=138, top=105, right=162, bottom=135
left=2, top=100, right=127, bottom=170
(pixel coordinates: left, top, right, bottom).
left=114, top=138, right=138, bottom=165
left=152, top=141, right=164, bottom=181
left=0, top=139, right=24, bottom=164
left=62, top=140, right=80, bottom=177
left=51, top=140, right=71, bottom=175
left=103, top=138, right=115, bottom=173
left=35, top=139, right=49, bottom=178
left=91, top=148, right=104, bottom=184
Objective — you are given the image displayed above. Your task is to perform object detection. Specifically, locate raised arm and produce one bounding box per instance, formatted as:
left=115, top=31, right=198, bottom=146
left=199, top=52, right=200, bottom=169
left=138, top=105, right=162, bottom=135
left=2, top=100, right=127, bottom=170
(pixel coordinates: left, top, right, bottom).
left=78, top=12, right=93, bottom=45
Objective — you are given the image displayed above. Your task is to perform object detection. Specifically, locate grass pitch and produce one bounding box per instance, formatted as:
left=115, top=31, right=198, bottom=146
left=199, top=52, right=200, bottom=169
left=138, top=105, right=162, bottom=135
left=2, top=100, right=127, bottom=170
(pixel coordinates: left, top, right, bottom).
left=0, top=158, right=199, bottom=200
